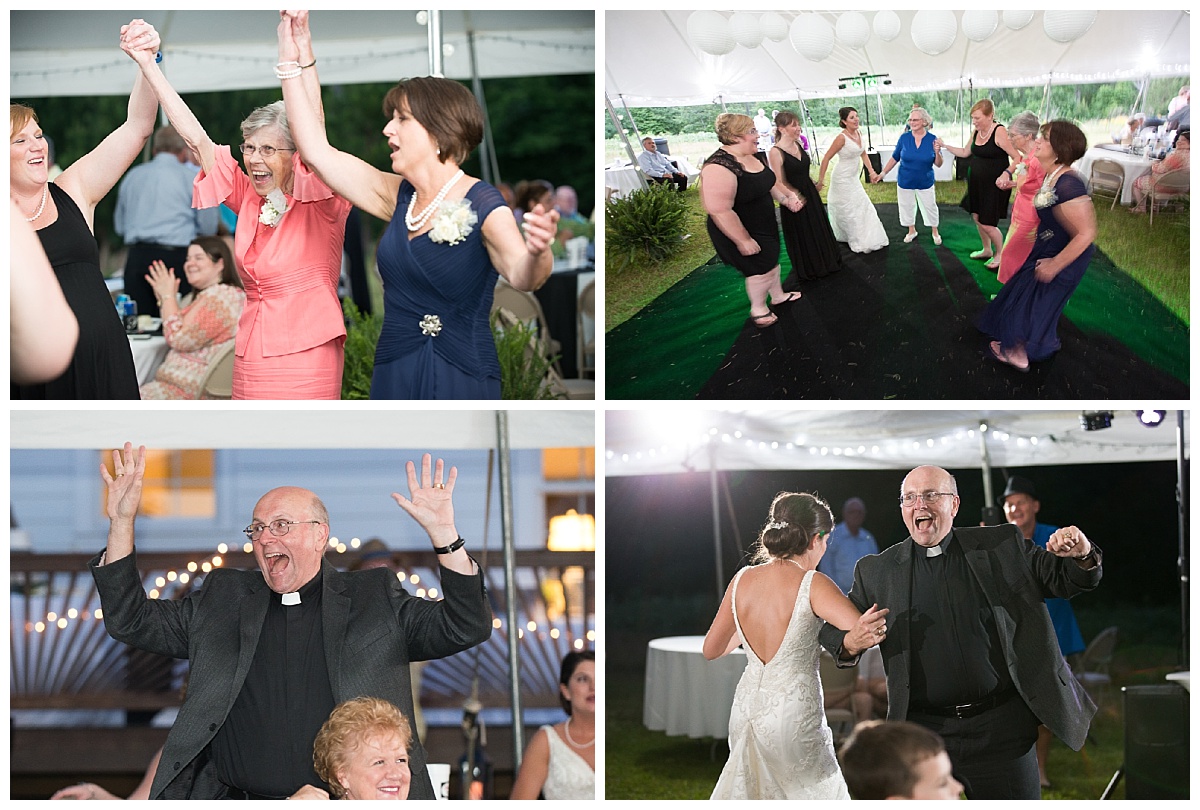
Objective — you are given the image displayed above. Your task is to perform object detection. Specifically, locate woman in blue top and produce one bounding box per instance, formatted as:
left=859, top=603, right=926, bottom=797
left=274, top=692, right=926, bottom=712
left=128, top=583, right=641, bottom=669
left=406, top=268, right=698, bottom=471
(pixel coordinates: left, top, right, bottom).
left=276, top=11, right=559, bottom=399
left=874, top=107, right=943, bottom=245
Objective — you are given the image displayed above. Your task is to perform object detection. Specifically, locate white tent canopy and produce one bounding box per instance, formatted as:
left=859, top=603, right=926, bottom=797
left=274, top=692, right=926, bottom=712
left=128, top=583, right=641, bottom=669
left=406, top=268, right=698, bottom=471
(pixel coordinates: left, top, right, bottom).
left=12, top=10, right=594, bottom=97
left=605, top=410, right=1189, bottom=476
left=606, top=10, right=1190, bottom=106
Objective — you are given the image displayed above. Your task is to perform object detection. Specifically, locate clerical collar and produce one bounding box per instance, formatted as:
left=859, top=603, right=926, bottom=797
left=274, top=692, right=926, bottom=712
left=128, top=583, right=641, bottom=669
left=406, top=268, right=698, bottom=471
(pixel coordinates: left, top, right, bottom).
left=923, top=531, right=955, bottom=558
left=280, top=569, right=323, bottom=606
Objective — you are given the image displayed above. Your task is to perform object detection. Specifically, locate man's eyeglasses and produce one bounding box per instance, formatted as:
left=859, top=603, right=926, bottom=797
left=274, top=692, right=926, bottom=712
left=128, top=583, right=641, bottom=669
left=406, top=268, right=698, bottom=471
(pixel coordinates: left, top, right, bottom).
left=239, top=144, right=295, bottom=158
left=899, top=491, right=956, bottom=507
left=243, top=519, right=322, bottom=540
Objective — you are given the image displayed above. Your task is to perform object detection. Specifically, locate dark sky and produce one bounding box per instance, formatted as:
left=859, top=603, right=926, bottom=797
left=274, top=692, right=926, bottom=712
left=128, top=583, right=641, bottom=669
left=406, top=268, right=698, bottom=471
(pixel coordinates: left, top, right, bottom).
left=607, top=460, right=1185, bottom=613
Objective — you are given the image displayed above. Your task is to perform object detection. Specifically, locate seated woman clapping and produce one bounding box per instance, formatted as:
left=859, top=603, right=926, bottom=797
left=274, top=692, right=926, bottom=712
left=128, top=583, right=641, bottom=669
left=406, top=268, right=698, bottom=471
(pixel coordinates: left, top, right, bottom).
left=290, top=697, right=413, bottom=800
left=139, top=237, right=245, bottom=400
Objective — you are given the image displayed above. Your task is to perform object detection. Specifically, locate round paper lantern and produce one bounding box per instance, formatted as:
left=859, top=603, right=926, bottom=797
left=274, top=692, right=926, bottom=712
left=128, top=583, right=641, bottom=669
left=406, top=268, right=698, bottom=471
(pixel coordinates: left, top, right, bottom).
left=728, top=12, right=764, bottom=49
left=790, top=13, right=835, bottom=62
left=1043, top=11, right=1096, bottom=43
left=760, top=12, right=789, bottom=42
left=835, top=12, right=871, bottom=50
left=1002, top=10, right=1035, bottom=30
left=687, top=11, right=735, bottom=56
left=962, top=11, right=998, bottom=42
left=873, top=10, right=902, bottom=42
left=911, top=10, right=958, bottom=56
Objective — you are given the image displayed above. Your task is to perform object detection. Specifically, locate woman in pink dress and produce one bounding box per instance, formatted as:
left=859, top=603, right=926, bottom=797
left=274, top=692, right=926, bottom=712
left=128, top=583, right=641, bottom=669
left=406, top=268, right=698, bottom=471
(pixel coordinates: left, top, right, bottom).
left=120, top=36, right=350, bottom=399
left=994, top=112, right=1045, bottom=284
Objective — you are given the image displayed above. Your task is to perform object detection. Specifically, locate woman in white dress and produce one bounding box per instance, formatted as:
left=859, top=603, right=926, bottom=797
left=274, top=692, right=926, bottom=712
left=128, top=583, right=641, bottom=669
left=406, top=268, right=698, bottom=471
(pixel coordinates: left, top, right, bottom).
left=704, top=492, right=888, bottom=800
left=510, top=651, right=595, bottom=799
left=816, top=107, right=889, bottom=253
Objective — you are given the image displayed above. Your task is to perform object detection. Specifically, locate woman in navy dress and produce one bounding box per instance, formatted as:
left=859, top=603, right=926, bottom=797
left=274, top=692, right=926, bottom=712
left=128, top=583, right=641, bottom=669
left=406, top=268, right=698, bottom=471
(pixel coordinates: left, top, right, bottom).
left=276, top=11, right=559, bottom=399
left=978, top=121, right=1096, bottom=371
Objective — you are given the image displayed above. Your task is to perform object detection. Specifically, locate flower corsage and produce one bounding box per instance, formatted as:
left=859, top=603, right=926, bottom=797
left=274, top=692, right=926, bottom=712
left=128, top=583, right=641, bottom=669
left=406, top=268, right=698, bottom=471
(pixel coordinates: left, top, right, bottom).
left=427, top=199, right=478, bottom=246
left=1033, top=166, right=1065, bottom=210
left=259, top=189, right=289, bottom=227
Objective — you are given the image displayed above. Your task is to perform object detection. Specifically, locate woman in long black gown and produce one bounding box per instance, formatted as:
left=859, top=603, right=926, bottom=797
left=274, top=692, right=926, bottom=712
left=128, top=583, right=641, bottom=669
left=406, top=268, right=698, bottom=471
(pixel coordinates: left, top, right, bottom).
left=768, top=111, right=842, bottom=287
left=10, top=19, right=161, bottom=399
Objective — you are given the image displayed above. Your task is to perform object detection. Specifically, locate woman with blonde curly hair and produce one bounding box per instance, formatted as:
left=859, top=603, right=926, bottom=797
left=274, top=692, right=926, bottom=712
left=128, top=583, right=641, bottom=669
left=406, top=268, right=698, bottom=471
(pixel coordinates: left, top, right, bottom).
left=291, top=697, right=414, bottom=800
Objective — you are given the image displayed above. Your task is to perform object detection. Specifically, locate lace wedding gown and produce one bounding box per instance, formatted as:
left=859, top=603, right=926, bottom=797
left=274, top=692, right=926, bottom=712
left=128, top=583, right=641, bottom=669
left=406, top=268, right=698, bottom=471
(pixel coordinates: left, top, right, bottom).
left=826, top=135, right=888, bottom=253
left=711, top=567, right=850, bottom=800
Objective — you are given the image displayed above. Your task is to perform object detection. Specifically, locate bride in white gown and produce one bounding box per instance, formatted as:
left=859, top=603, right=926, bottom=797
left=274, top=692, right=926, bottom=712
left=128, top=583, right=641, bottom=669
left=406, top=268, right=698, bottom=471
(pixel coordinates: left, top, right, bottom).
left=816, top=107, right=889, bottom=253
left=704, top=492, right=889, bottom=800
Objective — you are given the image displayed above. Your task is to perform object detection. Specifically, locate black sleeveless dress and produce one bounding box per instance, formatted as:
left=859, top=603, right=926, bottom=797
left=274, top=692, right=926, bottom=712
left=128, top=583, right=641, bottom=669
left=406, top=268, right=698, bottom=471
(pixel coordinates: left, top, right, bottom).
left=774, top=146, right=842, bottom=283
left=703, top=150, right=779, bottom=277
left=12, top=183, right=140, bottom=399
left=963, top=124, right=1012, bottom=227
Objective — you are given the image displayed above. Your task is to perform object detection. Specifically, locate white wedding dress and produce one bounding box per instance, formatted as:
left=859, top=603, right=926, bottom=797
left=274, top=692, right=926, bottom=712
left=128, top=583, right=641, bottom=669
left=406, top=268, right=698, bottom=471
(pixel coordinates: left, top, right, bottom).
left=826, top=134, right=888, bottom=253
left=711, top=567, right=850, bottom=800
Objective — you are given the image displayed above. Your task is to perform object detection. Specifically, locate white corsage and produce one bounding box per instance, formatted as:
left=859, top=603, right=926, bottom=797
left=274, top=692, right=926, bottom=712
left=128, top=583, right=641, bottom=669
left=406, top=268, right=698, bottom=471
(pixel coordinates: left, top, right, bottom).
left=259, top=189, right=289, bottom=227
left=427, top=199, right=478, bottom=246
left=1011, top=162, right=1027, bottom=183
left=1033, top=166, right=1065, bottom=210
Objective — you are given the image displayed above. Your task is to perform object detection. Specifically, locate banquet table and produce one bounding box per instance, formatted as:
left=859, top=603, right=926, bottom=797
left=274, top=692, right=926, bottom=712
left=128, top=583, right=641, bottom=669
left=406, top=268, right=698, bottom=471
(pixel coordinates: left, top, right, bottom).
left=644, top=635, right=746, bottom=739
left=1074, top=146, right=1155, bottom=205
left=128, top=334, right=169, bottom=386
left=605, top=155, right=701, bottom=201
left=879, top=146, right=955, bottom=183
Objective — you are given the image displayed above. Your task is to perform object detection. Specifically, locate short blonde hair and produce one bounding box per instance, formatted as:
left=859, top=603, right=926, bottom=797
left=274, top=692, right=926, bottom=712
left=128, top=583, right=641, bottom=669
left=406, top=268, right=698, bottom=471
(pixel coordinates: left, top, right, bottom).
left=313, top=697, right=413, bottom=799
left=10, top=103, right=37, bottom=138
left=970, top=99, right=995, bottom=118
left=715, top=113, right=754, bottom=145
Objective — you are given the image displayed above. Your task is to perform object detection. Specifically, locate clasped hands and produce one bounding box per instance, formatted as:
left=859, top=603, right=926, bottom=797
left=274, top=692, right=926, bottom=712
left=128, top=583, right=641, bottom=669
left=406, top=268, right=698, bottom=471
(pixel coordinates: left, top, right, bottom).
left=145, top=259, right=180, bottom=304
left=119, top=19, right=161, bottom=63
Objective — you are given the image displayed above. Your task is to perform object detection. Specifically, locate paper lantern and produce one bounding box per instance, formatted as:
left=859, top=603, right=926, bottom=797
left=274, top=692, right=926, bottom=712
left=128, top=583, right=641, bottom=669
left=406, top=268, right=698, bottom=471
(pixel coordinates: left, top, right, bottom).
left=1002, top=10, right=1035, bottom=30
left=873, top=10, right=902, bottom=42
left=687, top=11, right=735, bottom=56
left=962, top=11, right=998, bottom=42
left=729, top=12, right=764, bottom=49
left=911, top=10, right=958, bottom=56
left=835, top=12, right=871, bottom=50
left=1043, top=11, right=1096, bottom=43
left=790, top=13, right=835, bottom=62
left=760, top=12, right=789, bottom=42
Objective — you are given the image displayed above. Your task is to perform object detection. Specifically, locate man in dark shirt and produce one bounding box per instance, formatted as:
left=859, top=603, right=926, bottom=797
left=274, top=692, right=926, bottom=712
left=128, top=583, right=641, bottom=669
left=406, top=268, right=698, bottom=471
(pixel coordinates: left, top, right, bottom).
left=819, top=465, right=1102, bottom=799
left=91, top=444, right=491, bottom=799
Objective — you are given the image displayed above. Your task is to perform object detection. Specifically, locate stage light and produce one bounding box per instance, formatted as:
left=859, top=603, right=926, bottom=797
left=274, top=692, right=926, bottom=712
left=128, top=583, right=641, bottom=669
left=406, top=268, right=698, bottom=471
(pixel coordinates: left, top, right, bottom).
left=1080, top=411, right=1114, bottom=431
left=1136, top=410, right=1167, bottom=427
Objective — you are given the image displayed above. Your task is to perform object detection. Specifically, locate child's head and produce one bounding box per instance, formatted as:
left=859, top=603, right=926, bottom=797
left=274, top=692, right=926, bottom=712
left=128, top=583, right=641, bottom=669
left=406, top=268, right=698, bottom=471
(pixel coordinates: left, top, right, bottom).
left=839, top=720, right=962, bottom=800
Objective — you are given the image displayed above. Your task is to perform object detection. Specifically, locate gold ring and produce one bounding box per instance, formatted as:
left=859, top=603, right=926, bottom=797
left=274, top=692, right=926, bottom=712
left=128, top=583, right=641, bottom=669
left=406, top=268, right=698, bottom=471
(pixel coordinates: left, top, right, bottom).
left=434, top=483, right=446, bottom=490
left=116, top=472, right=125, bottom=477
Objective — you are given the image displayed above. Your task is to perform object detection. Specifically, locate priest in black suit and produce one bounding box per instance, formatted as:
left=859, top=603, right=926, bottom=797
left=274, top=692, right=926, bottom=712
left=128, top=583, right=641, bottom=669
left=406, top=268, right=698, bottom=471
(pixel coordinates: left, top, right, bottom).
left=91, top=443, right=492, bottom=799
left=819, top=465, right=1101, bottom=799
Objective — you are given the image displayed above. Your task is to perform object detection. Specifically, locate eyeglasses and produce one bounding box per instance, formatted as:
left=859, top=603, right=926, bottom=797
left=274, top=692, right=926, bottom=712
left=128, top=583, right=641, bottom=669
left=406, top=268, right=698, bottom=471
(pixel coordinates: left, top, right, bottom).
left=239, top=144, right=295, bottom=158
left=899, top=492, right=956, bottom=507
left=243, top=519, right=323, bottom=540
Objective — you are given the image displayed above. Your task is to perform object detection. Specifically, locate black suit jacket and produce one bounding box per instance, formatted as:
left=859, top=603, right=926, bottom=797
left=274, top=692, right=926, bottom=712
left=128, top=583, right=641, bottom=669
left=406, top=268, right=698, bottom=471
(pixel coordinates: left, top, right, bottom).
left=818, top=524, right=1101, bottom=750
left=91, top=552, right=492, bottom=799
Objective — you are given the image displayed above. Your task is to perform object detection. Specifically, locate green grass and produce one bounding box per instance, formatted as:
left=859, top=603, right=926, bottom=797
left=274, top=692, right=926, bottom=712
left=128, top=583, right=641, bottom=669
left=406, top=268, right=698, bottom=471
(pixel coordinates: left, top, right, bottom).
left=605, top=168, right=1189, bottom=332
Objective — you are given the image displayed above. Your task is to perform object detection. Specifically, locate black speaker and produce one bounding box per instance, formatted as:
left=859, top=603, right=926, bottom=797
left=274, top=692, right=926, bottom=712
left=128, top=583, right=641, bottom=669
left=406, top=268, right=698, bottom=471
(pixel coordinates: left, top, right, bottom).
left=1123, top=684, right=1189, bottom=799
left=862, top=149, right=882, bottom=182
left=955, top=154, right=970, bottom=181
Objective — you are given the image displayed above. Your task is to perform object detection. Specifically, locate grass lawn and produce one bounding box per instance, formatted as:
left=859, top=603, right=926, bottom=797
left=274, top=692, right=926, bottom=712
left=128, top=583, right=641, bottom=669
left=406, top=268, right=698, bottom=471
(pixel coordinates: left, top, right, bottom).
left=605, top=157, right=1189, bottom=332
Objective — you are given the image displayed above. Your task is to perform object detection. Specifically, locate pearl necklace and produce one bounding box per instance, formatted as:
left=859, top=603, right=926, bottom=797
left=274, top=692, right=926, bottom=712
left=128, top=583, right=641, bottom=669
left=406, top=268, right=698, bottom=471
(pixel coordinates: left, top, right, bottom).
left=406, top=169, right=464, bottom=232
left=24, top=185, right=48, bottom=223
left=563, top=716, right=594, bottom=748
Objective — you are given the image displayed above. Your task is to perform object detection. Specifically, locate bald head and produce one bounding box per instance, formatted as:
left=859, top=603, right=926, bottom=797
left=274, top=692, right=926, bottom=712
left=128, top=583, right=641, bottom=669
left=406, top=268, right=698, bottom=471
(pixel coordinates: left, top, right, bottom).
left=251, top=487, right=330, bottom=593
left=900, top=466, right=960, bottom=547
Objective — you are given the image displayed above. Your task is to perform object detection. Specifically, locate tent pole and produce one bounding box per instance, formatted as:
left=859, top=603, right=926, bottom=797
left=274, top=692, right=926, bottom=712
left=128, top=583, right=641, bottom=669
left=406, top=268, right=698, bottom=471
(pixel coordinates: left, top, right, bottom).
left=709, top=444, right=724, bottom=599
left=1176, top=410, right=1189, bottom=668
left=605, top=93, right=646, bottom=187
left=426, top=10, right=443, bottom=76
left=619, top=94, right=643, bottom=147
left=1040, top=76, right=1053, bottom=121
left=466, top=28, right=498, bottom=185
left=718, top=94, right=728, bottom=114
left=798, top=91, right=820, bottom=163
left=495, top=411, right=524, bottom=771
left=978, top=429, right=1000, bottom=525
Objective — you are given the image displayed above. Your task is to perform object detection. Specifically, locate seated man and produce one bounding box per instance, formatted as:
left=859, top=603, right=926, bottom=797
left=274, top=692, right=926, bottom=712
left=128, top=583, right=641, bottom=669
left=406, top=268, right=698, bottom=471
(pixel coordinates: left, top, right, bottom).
left=637, top=137, right=687, bottom=191
left=839, top=720, right=963, bottom=800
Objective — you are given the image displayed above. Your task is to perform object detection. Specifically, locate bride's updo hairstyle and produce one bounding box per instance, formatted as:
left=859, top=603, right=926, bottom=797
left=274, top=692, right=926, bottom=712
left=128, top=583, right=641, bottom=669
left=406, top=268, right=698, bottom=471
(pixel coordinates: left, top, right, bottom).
left=752, top=492, right=834, bottom=564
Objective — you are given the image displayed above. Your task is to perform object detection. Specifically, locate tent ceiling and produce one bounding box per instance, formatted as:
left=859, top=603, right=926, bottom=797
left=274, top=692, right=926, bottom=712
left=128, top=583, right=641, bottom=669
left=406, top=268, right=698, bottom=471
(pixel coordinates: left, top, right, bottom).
left=12, top=10, right=594, bottom=97
left=605, top=10, right=1190, bottom=106
left=605, top=410, right=1188, bottom=476
left=11, top=411, right=593, bottom=450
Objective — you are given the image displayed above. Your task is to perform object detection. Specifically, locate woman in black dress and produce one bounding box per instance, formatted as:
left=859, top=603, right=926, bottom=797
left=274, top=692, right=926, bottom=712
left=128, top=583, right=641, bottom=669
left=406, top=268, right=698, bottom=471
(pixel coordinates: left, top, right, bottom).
left=10, top=19, right=161, bottom=400
left=700, top=113, right=802, bottom=328
left=936, top=99, right=1021, bottom=271
left=768, top=111, right=842, bottom=286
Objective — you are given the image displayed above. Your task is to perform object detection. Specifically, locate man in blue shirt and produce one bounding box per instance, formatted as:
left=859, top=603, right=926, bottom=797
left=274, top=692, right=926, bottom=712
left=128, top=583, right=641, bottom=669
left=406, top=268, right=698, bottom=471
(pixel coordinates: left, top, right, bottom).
left=115, top=124, right=219, bottom=318
left=1001, top=474, right=1087, bottom=790
left=818, top=497, right=879, bottom=594
left=636, top=137, right=687, bottom=191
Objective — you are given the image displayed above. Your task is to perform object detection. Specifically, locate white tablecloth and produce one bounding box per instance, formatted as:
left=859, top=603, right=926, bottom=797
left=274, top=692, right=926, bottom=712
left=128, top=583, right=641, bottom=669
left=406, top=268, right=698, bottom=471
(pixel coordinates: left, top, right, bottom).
left=878, top=145, right=955, bottom=183
left=1074, top=146, right=1154, bottom=205
left=606, top=155, right=701, bottom=200
left=128, top=335, right=169, bottom=386
left=643, top=635, right=746, bottom=739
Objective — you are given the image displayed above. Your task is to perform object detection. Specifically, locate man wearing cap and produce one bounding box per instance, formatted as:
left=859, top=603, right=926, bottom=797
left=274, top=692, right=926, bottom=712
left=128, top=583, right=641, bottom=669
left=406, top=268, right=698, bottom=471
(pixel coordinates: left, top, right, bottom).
left=1001, top=474, right=1087, bottom=789
left=819, top=465, right=1102, bottom=800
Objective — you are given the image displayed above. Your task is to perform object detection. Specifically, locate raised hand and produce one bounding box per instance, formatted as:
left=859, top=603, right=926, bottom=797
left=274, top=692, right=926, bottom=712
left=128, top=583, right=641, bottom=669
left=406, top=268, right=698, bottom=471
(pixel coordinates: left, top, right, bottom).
left=145, top=259, right=180, bottom=302
left=277, top=13, right=301, bottom=63
left=1046, top=525, right=1093, bottom=559
left=287, top=10, right=313, bottom=49
left=391, top=453, right=458, bottom=547
left=844, top=603, right=890, bottom=654
left=100, top=442, right=146, bottom=523
left=521, top=204, right=560, bottom=255
left=119, top=19, right=160, bottom=65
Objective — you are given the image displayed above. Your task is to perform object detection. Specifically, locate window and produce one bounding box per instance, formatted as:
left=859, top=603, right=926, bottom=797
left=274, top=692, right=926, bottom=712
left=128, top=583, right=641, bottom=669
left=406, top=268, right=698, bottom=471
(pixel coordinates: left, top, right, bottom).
left=101, top=449, right=215, bottom=518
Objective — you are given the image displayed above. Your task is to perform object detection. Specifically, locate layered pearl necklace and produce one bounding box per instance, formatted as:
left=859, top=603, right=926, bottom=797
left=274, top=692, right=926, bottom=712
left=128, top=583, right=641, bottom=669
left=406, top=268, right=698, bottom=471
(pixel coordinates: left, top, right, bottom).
left=563, top=716, right=594, bottom=748
left=24, top=184, right=48, bottom=223
left=406, top=169, right=464, bottom=232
